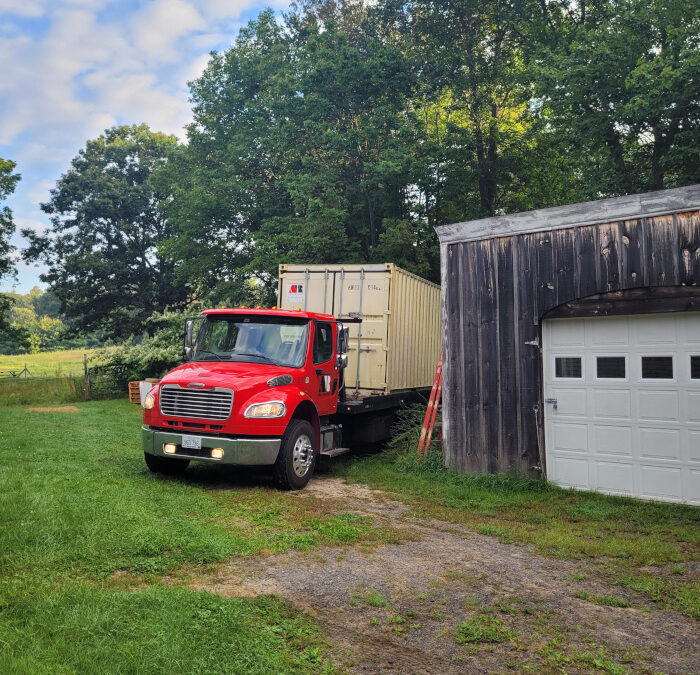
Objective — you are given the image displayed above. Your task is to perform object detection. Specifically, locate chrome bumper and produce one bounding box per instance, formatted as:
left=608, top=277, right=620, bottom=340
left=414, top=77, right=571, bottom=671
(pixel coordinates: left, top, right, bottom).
left=142, top=426, right=280, bottom=465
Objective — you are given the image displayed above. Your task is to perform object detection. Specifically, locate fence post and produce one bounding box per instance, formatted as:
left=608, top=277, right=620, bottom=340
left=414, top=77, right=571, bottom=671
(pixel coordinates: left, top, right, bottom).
left=83, top=354, right=90, bottom=400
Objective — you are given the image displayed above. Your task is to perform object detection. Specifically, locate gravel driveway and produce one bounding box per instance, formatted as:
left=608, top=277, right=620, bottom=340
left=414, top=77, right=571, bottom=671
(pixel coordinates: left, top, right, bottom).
left=192, top=476, right=699, bottom=674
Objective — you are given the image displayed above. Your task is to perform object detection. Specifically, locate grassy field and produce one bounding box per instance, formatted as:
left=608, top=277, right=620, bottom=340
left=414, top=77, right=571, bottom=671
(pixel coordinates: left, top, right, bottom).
left=0, top=400, right=400, bottom=673
left=1, top=399, right=697, bottom=672
left=0, top=347, right=102, bottom=378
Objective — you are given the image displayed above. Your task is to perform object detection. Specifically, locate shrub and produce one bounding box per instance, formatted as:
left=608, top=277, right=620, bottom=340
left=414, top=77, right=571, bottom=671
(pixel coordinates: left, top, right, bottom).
left=95, top=310, right=190, bottom=382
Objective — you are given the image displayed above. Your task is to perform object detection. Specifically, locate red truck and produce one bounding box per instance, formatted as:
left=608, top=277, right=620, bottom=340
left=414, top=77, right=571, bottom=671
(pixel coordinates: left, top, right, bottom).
left=141, top=265, right=440, bottom=489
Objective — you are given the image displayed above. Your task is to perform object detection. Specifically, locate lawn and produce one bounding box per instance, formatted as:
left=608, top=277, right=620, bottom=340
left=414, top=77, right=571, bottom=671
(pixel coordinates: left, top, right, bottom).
left=0, top=400, right=341, bottom=673
left=0, top=347, right=101, bottom=378
left=1, top=399, right=697, bottom=672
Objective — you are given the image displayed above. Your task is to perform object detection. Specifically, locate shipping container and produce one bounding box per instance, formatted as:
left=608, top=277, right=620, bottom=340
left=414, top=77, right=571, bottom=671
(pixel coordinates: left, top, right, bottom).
left=278, top=264, right=441, bottom=395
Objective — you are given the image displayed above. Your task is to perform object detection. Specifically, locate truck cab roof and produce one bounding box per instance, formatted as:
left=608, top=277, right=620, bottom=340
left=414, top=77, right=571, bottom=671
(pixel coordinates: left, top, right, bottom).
left=201, top=308, right=336, bottom=321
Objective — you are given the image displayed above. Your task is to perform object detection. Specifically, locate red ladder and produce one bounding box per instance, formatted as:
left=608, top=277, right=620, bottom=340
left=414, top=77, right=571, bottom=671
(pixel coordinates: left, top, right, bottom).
left=417, top=353, right=442, bottom=457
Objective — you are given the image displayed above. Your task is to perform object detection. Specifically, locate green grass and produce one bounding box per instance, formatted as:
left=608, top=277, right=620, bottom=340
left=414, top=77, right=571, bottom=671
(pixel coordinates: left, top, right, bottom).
left=573, top=590, right=631, bottom=608
left=331, top=408, right=700, bottom=619
left=0, top=376, right=85, bottom=407
left=0, top=399, right=352, bottom=672
left=0, top=347, right=102, bottom=378
left=364, top=590, right=388, bottom=607
left=456, top=615, right=515, bottom=644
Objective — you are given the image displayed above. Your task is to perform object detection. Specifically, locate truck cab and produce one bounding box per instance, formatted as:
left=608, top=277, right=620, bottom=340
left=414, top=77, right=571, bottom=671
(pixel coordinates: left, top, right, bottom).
left=141, top=308, right=348, bottom=489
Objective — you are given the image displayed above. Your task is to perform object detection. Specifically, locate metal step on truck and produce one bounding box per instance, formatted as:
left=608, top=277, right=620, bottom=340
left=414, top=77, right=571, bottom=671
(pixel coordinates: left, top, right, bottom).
left=141, top=264, right=440, bottom=489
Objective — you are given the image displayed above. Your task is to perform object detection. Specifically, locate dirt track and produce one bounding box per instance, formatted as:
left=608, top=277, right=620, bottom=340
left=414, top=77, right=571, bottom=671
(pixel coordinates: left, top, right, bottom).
left=193, top=477, right=699, bottom=674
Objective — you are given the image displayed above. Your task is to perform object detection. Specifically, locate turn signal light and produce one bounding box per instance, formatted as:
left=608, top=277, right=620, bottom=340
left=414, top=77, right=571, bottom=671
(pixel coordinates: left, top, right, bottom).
left=163, top=443, right=176, bottom=454
left=211, top=448, right=224, bottom=459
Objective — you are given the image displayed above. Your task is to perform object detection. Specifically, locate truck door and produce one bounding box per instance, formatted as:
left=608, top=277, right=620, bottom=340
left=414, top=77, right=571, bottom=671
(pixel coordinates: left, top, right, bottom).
left=311, top=321, right=339, bottom=416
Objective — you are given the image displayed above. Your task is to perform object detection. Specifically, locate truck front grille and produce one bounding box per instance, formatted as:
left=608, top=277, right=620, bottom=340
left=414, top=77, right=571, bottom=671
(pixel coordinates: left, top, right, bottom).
left=159, top=385, right=233, bottom=420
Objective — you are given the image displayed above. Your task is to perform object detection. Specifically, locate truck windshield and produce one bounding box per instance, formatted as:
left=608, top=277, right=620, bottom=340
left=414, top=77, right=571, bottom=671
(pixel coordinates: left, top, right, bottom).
left=194, top=315, right=309, bottom=368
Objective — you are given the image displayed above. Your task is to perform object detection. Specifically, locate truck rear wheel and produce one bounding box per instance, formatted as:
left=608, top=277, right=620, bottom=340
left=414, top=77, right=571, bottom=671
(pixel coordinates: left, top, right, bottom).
left=273, top=419, right=316, bottom=490
left=144, top=452, right=190, bottom=475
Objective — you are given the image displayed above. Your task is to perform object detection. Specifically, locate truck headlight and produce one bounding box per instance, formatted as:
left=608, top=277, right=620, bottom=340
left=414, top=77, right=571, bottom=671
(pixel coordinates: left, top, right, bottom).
left=143, top=392, right=155, bottom=410
left=244, top=401, right=286, bottom=418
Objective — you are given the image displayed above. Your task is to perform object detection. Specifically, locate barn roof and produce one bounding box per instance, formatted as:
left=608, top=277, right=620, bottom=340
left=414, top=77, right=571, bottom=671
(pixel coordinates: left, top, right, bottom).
left=435, top=184, right=700, bottom=245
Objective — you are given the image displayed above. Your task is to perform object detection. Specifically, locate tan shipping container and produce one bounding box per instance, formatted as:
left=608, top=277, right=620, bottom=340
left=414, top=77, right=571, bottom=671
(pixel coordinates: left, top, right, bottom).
left=278, top=264, right=441, bottom=395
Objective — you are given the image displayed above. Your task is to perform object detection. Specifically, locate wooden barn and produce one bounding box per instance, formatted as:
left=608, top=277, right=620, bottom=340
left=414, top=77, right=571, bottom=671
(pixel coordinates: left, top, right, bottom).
left=435, top=185, right=700, bottom=505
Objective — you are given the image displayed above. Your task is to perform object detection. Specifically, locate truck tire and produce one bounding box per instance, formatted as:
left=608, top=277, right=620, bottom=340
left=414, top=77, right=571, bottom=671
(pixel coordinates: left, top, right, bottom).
left=273, top=419, right=316, bottom=490
left=144, top=452, right=189, bottom=475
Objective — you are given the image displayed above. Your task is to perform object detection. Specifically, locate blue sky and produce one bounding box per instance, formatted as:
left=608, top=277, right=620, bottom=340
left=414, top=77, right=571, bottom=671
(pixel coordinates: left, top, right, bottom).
left=0, top=0, right=285, bottom=293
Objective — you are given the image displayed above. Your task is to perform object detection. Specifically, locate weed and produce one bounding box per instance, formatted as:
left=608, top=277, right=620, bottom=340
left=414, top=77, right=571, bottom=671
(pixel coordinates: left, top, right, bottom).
left=364, top=590, right=387, bottom=608
left=369, top=617, right=382, bottom=626
left=430, top=611, right=445, bottom=621
left=574, top=591, right=631, bottom=608
left=456, top=615, right=515, bottom=644
left=571, top=572, right=589, bottom=581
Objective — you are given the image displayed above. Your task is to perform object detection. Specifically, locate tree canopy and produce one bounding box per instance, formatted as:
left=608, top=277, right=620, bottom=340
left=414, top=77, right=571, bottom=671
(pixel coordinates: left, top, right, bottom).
left=23, top=125, right=190, bottom=338
left=21, top=0, right=700, bottom=342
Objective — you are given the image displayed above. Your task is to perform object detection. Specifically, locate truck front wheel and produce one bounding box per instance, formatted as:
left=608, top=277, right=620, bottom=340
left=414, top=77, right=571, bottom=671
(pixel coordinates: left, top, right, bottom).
left=144, top=452, right=190, bottom=476
left=273, top=419, right=316, bottom=490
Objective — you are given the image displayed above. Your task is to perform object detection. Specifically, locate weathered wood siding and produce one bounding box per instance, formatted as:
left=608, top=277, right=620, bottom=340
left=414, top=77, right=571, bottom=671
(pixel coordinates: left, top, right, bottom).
left=437, top=186, right=700, bottom=475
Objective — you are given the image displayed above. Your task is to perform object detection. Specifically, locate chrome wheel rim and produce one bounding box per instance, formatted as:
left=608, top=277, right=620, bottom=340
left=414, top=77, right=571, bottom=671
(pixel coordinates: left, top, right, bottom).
left=292, top=434, right=313, bottom=477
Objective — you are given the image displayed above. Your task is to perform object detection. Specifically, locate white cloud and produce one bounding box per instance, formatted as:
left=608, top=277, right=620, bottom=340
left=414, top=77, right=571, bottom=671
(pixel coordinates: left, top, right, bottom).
left=15, top=216, right=47, bottom=233
left=131, top=0, right=206, bottom=63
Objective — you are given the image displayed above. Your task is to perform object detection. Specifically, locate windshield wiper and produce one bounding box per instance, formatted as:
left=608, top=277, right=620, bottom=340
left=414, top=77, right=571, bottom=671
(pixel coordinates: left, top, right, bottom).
left=194, top=349, right=225, bottom=361
left=234, top=352, right=283, bottom=366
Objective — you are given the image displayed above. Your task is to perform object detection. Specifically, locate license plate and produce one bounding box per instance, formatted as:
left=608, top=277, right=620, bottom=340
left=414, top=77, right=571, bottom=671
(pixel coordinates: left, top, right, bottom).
left=181, top=436, right=202, bottom=450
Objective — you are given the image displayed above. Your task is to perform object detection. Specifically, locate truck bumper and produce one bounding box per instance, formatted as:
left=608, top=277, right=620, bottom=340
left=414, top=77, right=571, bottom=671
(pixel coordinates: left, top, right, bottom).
left=142, top=426, right=281, bottom=466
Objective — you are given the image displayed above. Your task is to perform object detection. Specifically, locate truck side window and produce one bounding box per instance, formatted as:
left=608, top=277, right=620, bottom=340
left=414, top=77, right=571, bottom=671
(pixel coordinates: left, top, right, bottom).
left=313, top=322, right=333, bottom=365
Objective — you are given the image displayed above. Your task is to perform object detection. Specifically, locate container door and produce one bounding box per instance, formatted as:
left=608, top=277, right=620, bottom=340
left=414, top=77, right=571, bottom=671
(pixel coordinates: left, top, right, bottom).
left=332, top=269, right=390, bottom=395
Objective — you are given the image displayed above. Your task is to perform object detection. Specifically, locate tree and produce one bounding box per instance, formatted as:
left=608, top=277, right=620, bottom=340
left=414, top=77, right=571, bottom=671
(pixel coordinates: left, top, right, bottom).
left=0, top=158, right=20, bottom=330
left=23, top=125, right=190, bottom=338
left=533, top=0, right=700, bottom=193
left=165, top=6, right=440, bottom=303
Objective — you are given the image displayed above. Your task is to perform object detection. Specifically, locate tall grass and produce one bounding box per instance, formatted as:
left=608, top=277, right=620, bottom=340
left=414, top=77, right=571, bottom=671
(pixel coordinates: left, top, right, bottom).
left=0, top=376, right=85, bottom=407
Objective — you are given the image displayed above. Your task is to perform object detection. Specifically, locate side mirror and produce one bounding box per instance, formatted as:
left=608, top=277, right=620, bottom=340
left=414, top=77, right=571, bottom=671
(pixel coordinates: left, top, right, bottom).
left=337, top=323, right=349, bottom=354
left=184, top=319, right=195, bottom=347
left=183, top=319, right=195, bottom=361
left=336, top=353, right=348, bottom=369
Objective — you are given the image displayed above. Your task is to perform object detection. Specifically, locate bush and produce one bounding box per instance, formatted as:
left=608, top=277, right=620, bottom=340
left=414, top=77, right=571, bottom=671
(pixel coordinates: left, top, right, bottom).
left=95, top=310, right=189, bottom=382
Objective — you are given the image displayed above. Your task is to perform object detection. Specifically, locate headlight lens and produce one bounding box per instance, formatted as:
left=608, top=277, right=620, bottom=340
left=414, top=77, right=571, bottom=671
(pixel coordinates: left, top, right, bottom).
left=143, top=392, right=155, bottom=410
left=244, top=401, right=286, bottom=418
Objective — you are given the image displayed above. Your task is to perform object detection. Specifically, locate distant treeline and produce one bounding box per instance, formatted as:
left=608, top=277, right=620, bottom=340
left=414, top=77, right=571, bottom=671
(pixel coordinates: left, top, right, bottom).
left=1, top=0, right=698, bottom=347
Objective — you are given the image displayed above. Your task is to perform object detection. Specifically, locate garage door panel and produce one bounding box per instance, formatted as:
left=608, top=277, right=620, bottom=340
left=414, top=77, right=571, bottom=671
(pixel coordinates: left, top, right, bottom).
left=639, top=427, right=681, bottom=461
left=552, top=457, right=589, bottom=489
left=594, top=425, right=633, bottom=455
left=685, top=470, right=700, bottom=505
left=591, top=318, right=629, bottom=346
left=688, top=392, right=700, bottom=423
left=552, top=422, right=588, bottom=452
left=551, top=388, right=587, bottom=416
left=545, top=312, right=699, bottom=505
left=595, top=461, right=634, bottom=495
left=550, top=322, right=585, bottom=347
left=638, top=390, right=679, bottom=421
left=634, top=316, right=678, bottom=344
left=640, top=465, right=683, bottom=501
left=593, top=389, right=630, bottom=419
left=689, top=431, right=700, bottom=462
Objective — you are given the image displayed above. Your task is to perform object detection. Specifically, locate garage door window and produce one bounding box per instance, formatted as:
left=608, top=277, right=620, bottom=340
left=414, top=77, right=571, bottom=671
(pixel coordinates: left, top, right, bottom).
left=641, top=356, right=674, bottom=379
left=691, top=356, right=700, bottom=379
left=555, top=356, right=582, bottom=379
left=596, top=356, right=626, bottom=379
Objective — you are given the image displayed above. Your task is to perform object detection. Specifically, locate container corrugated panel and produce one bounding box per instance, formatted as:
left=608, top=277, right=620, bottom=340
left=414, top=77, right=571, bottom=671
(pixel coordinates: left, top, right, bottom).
left=278, top=264, right=440, bottom=394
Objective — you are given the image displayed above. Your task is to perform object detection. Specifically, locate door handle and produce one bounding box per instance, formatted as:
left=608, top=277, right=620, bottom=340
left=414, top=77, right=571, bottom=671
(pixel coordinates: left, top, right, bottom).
left=545, top=398, right=557, bottom=404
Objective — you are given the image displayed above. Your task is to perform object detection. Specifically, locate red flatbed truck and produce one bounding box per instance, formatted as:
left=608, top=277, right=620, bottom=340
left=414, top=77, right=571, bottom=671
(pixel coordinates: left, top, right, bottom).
left=141, top=265, right=440, bottom=489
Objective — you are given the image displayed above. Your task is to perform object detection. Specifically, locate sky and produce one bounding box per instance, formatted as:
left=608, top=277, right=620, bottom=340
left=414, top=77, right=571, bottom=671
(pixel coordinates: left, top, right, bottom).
left=0, top=0, right=285, bottom=293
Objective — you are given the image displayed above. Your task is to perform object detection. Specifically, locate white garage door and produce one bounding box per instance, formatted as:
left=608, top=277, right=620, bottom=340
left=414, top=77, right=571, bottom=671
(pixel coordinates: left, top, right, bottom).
left=543, top=312, right=700, bottom=505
